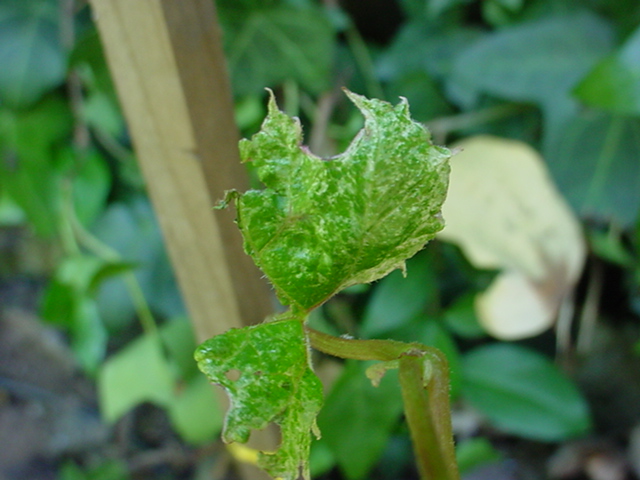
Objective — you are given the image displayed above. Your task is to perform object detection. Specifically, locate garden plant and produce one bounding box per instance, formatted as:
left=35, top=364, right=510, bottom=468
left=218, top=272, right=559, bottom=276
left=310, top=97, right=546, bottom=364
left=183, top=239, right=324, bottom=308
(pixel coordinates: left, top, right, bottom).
left=195, top=89, right=456, bottom=480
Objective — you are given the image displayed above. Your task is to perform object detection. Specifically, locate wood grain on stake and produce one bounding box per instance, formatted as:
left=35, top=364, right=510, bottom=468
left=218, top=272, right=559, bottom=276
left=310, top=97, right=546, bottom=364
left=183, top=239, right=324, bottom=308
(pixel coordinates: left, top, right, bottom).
left=88, top=0, right=271, bottom=338
left=89, top=0, right=276, bottom=473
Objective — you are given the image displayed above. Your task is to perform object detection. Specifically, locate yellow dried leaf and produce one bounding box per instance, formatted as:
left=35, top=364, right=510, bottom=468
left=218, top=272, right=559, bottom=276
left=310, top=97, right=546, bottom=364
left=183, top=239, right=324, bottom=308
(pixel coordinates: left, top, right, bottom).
left=475, top=271, right=555, bottom=339
left=438, top=136, right=585, bottom=339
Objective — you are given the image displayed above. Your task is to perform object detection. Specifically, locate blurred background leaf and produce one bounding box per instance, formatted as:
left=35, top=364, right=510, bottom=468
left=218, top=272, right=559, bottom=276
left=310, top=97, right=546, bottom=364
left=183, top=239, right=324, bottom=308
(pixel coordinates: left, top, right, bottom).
left=0, top=0, right=67, bottom=108
left=574, top=24, right=640, bottom=116
left=462, top=344, right=592, bottom=440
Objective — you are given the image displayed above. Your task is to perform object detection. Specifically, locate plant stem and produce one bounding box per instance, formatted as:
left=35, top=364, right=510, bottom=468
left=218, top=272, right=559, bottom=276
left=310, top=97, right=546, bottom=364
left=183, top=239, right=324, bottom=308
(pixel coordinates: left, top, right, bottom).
left=306, top=327, right=460, bottom=480
left=399, top=354, right=454, bottom=480
left=425, top=103, right=532, bottom=142
left=306, top=326, right=415, bottom=361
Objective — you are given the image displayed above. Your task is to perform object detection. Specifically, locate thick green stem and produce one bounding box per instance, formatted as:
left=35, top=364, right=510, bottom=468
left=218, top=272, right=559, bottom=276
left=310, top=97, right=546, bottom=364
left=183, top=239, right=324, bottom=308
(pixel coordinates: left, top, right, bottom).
left=306, top=327, right=459, bottom=480
left=306, top=326, right=416, bottom=360
left=399, top=353, right=459, bottom=480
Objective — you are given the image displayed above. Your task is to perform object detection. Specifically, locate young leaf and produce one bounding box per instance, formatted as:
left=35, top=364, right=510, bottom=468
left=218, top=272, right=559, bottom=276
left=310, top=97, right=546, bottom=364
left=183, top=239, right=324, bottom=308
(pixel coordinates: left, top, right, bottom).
left=235, top=89, right=450, bottom=311
left=194, top=317, right=323, bottom=480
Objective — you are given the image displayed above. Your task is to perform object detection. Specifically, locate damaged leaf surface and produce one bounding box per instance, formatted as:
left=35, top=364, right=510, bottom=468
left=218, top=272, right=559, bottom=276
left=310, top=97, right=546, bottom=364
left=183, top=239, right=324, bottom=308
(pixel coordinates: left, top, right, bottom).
left=194, top=318, right=322, bottom=480
left=236, top=89, right=450, bottom=311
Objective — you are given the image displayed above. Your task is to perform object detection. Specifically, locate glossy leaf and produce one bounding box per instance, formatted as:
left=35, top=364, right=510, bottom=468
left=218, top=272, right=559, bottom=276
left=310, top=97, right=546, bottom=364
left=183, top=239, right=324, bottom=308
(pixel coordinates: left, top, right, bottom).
left=462, top=344, right=591, bottom=440
left=0, top=0, right=67, bottom=108
left=235, top=90, right=450, bottom=311
left=195, top=318, right=323, bottom=480
left=574, top=24, right=640, bottom=115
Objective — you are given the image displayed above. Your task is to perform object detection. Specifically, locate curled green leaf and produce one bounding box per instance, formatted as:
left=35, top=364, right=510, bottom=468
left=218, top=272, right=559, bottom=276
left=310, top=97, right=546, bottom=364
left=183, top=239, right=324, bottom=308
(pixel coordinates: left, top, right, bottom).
left=194, top=317, right=322, bottom=480
left=236, top=89, right=450, bottom=311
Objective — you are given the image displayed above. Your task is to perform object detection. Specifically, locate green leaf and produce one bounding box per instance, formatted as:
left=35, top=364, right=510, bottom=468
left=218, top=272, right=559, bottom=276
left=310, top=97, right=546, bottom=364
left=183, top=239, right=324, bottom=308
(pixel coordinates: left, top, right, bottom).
left=318, top=360, right=404, bottom=480
left=0, top=95, right=73, bottom=236
left=56, top=148, right=111, bottom=228
left=448, top=11, right=613, bottom=140
left=92, top=199, right=185, bottom=330
left=455, top=437, right=501, bottom=474
left=574, top=24, right=640, bottom=115
left=588, top=227, right=636, bottom=267
left=309, top=439, right=336, bottom=478
left=222, top=5, right=334, bottom=95
left=71, top=28, right=119, bottom=102
left=377, top=23, right=484, bottom=83
left=168, top=374, right=222, bottom=445
left=72, top=297, right=108, bottom=374
left=58, top=459, right=130, bottom=480
left=160, top=317, right=200, bottom=379
left=46, top=271, right=110, bottom=373
left=43, top=254, right=131, bottom=372
left=54, top=254, right=124, bottom=295
left=0, top=0, right=67, bottom=108
left=361, top=251, right=436, bottom=338
left=384, top=71, right=453, bottom=122
left=195, top=318, right=323, bottom=480
left=546, top=112, right=640, bottom=226
left=99, top=333, right=175, bottom=422
left=235, top=90, right=450, bottom=311
left=443, top=293, right=486, bottom=339
left=462, top=344, right=591, bottom=441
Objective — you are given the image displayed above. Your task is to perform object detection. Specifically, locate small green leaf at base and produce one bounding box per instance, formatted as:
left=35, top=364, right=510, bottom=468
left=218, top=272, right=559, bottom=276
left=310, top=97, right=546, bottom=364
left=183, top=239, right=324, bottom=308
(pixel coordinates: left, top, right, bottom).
left=194, top=317, right=323, bottom=480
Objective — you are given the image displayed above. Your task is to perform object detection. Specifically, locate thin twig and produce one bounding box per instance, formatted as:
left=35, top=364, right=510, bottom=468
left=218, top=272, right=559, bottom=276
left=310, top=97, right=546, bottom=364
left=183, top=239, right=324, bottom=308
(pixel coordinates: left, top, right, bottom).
left=426, top=103, right=533, bottom=144
left=577, top=260, right=603, bottom=355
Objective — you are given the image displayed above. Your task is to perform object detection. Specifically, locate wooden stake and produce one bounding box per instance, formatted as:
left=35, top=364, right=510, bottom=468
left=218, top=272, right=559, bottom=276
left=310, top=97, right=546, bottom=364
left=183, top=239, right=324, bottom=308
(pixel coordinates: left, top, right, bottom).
left=88, top=0, right=272, bottom=341
left=89, top=1, right=276, bottom=476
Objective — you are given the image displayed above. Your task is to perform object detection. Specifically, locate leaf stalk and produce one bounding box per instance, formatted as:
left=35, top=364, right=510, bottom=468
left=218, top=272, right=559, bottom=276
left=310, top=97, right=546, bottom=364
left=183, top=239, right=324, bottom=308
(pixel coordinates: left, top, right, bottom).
left=306, top=327, right=459, bottom=480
